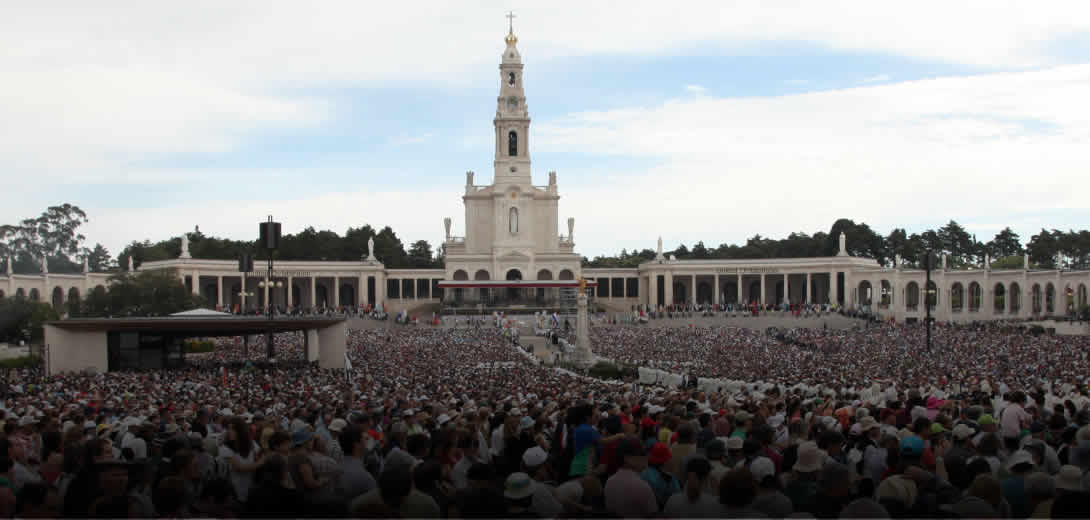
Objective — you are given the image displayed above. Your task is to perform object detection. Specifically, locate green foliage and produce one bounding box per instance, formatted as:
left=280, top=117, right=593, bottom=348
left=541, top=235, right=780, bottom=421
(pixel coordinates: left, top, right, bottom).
left=0, top=299, right=59, bottom=344
left=990, top=256, right=1025, bottom=270
left=116, top=223, right=440, bottom=269
left=588, top=361, right=622, bottom=380
left=0, top=356, right=41, bottom=369
left=0, top=204, right=89, bottom=274
left=71, top=269, right=206, bottom=317
left=184, top=339, right=215, bottom=353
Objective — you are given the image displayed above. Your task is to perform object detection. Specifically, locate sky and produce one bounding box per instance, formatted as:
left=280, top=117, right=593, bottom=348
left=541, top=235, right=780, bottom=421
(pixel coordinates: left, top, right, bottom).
left=3, top=1, right=1090, bottom=259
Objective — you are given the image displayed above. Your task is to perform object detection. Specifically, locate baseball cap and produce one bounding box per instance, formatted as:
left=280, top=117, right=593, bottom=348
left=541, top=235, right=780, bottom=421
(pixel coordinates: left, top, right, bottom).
left=900, top=435, right=924, bottom=456
left=522, top=446, right=548, bottom=468
left=328, top=419, right=347, bottom=433
left=952, top=423, right=976, bottom=440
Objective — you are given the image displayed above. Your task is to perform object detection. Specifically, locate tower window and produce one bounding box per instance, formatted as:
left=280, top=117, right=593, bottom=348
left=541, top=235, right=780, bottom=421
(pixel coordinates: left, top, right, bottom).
left=508, top=130, right=517, bottom=156
left=508, top=72, right=516, bottom=86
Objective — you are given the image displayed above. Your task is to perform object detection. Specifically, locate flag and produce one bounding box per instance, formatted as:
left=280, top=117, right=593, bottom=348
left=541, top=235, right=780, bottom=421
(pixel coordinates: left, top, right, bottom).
left=344, top=352, right=353, bottom=384
left=552, top=313, right=559, bottom=328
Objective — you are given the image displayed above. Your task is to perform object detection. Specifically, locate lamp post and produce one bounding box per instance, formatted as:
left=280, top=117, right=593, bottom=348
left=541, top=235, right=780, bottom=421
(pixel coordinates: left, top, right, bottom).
left=259, top=216, right=282, bottom=360
left=925, top=250, right=935, bottom=352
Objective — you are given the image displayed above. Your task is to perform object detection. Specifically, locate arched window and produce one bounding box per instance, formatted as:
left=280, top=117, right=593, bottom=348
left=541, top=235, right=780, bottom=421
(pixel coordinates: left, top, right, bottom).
left=509, top=207, right=518, bottom=234
left=508, top=130, right=517, bottom=156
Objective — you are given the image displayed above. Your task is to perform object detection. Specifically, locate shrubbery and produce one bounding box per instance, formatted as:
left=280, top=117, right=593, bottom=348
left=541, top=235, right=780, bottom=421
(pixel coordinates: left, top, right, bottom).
left=0, top=356, right=41, bottom=369
left=185, top=339, right=215, bottom=353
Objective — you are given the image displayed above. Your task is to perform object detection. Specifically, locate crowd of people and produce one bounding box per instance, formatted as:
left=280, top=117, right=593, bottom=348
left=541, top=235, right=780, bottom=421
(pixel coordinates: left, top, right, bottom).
left=0, top=318, right=1088, bottom=517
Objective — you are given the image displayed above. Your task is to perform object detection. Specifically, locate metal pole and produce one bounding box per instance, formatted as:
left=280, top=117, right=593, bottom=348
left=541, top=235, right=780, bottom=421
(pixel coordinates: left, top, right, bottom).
left=925, top=250, right=932, bottom=352
left=267, top=251, right=274, bottom=359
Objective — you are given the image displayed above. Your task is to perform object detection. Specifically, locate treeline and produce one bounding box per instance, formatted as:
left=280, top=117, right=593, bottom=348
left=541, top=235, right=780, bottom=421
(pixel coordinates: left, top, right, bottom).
left=0, top=204, right=444, bottom=274
left=583, top=218, right=1090, bottom=271
left=5, top=206, right=1090, bottom=275
left=117, top=224, right=443, bottom=271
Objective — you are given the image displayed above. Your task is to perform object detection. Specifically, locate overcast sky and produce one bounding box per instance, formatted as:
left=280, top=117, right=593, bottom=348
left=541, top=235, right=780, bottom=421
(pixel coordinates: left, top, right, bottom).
left=3, top=1, right=1090, bottom=258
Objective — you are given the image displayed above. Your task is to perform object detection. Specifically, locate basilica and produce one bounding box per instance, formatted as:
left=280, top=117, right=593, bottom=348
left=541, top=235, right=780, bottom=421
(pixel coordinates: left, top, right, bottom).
left=3, top=25, right=1088, bottom=325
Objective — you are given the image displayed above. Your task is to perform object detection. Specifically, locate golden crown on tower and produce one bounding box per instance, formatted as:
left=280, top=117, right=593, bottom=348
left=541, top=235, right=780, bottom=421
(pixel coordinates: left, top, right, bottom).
left=505, top=11, right=518, bottom=44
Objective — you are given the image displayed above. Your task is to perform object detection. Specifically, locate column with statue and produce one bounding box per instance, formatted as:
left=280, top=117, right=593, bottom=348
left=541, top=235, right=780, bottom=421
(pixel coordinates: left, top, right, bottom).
left=573, top=277, right=594, bottom=366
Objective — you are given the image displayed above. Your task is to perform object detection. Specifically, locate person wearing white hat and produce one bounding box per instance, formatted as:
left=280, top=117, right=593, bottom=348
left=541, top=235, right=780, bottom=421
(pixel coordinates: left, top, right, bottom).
left=327, top=418, right=348, bottom=464
left=519, top=446, right=562, bottom=518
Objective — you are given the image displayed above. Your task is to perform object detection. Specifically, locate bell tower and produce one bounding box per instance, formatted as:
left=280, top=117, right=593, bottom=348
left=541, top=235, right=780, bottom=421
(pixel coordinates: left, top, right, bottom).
left=494, top=12, right=530, bottom=187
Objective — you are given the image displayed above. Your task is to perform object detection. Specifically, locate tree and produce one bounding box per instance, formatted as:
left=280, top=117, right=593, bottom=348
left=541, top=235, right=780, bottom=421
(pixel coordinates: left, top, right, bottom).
left=74, top=269, right=205, bottom=317
left=1027, top=229, right=1060, bottom=269
left=86, top=243, right=113, bottom=272
left=0, top=204, right=89, bottom=274
left=938, top=220, right=973, bottom=263
left=691, top=241, right=709, bottom=259
left=407, top=240, right=435, bottom=268
left=0, top=298, right=59, bottom=344
left=372, top=227, right=407, bottom=267
left=988, top=227, right=1023, bottom=258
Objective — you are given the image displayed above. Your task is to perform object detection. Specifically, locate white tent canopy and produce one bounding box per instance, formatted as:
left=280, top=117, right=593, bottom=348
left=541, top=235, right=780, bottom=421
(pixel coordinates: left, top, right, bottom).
left=170, top=308, right=232, bottom=317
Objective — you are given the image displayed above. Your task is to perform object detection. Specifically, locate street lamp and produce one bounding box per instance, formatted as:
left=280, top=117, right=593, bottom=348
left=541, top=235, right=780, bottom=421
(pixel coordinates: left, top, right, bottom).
left=924, top=250, right=935, bottom=352
left=259, top=216, right=282, bottom=359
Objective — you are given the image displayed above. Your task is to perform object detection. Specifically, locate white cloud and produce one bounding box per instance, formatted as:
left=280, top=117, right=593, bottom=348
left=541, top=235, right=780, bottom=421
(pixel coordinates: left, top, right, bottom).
left=2, top=2, right=1090, bottom=254
left=685, top=84, right=708, bottom=94
left=862, top=74, right=892, bottom=83
left=537, top=65, right=1090, bottom=255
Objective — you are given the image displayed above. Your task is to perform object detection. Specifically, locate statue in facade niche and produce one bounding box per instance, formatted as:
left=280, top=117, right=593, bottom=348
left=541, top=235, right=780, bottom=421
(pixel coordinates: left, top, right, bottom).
left=367, top=237, right=375, bottom=261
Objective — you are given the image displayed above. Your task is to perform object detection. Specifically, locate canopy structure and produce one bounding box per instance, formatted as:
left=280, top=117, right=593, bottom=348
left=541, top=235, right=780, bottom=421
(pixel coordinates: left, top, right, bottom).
left=437, top=280, right=596, bottom=314
left=170, top=308, right=232, bottom=317
left=44, top=316, right=346, bottom=375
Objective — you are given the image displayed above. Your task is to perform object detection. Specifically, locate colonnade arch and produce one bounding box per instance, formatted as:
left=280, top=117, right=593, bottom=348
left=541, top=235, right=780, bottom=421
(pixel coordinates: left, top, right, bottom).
left=536, top=269, right=552, bottom=280
left=1046, top=283, right=1055, bottom=314
left=993, top=283, right=1006, bottom=313
left=28, top=288, right=40, bottom=302
left=558, top=269, right=574, bottom=280
left=1032, top=284, right=1042, bottom=313
left=951, top=283, right=964, bottom=312
left=52, top=286, right=64, bottom=309
left=905, top=282, right=919, bottom=310
left=1010, top=283, right=1021, bottom=313
left=968, top=282, right=982, bottom=312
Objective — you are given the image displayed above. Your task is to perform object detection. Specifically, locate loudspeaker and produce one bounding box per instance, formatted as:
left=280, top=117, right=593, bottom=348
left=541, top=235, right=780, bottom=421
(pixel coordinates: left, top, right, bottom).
left=238, top=254, right=253, bottom=273
left=259, top=221, right=281, bottom=250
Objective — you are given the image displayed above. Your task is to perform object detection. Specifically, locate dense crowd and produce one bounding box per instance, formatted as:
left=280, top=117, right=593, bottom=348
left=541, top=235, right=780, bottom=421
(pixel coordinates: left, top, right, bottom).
left=0, top=320, right=1088, bottom=517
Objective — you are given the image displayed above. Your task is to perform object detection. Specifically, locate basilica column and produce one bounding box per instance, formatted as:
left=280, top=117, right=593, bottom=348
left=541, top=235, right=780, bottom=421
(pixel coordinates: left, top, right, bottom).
left=192, top=270, right=200, bottom=296
left=760, top=274, right=766, bottom=305
left=664, top=271, right=673, bottom=306
left=830, top=271, right=838, bottom=305
left=216, top=276, right=223, bottom=309
left=310, top=277, right=317, bottom=308
left=286, top=275, right=293, bottom=308
left=805, top=273, right=812, bottom=304
left=333, top=276, right=340, bottom=308
left=691, top=274, right=696, bottom=305
left=736, top=273, right=743, bottom=304
left=713, top=274, right=720, bottom=305
left=783, top=273, right=789, bottom=304
left=359, top=274, right=366, bottom=306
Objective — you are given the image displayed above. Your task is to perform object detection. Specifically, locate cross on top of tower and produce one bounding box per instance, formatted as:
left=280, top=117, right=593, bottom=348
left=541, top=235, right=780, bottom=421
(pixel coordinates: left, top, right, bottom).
left=506, top=11, right=516, bottom=34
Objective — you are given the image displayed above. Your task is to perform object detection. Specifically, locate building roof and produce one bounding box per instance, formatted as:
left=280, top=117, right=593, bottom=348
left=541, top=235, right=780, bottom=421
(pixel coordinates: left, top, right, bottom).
left=437, top=280, right=597, bottom=288
left=45, top=315, right=345, bottom=336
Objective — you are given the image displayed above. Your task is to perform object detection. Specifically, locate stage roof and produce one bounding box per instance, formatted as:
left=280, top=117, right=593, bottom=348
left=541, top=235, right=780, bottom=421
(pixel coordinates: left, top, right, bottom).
left=45, top=316, right=345, bottom=336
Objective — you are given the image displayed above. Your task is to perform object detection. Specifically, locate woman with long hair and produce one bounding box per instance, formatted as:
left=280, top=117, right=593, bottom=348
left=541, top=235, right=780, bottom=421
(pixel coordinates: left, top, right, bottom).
left=220, top=418, right=260, bottom=503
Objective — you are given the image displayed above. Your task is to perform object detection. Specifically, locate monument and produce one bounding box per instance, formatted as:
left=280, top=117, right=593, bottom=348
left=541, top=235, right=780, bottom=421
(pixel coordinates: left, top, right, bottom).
left=572, top=276, right=594, bottom=366
left=41, top=256, right=47, bottom=274
left=180, top=233, right=191, bottom=259
left=366, top=237, right=375, bottom=262
left=128, top=256, right=134, bottom=272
